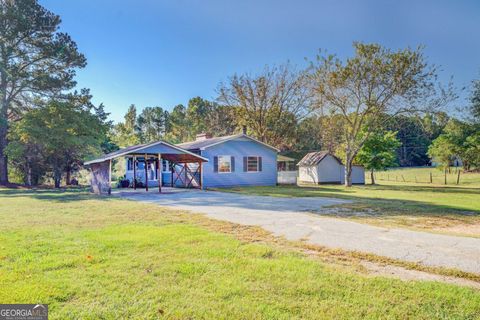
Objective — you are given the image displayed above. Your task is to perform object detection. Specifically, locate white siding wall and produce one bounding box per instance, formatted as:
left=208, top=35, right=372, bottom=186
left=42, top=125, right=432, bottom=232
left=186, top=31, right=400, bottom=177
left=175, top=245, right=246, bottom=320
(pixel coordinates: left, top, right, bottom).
left=317, top=155, right=343, bottom=183
left=298, top=155, right=365, bottom=185
left=351, top=166, right=365, bottom=184
left=299, top=166, right=318, bottom=183
left=277, top=171, right=297, bottom=184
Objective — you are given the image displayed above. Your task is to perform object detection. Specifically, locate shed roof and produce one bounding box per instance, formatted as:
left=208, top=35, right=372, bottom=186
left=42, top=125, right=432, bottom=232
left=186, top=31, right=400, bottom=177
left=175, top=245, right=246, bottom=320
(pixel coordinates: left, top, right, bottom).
left=84, top=140, right=208, bottom=165
left=277, top=155, right=295, bottom=162
left=177, top=133, right=279, bottom=152
left=297, top=151, right=342, bottom=166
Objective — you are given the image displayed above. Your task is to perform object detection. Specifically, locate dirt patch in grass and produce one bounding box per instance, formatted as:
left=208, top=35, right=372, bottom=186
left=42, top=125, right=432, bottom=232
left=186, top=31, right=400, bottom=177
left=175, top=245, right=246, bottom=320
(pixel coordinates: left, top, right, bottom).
left=433, top=223, right=480, bottom=237
left=361, top=261, right=480, bottom=290
left=318, top=201, right=480, bottom=238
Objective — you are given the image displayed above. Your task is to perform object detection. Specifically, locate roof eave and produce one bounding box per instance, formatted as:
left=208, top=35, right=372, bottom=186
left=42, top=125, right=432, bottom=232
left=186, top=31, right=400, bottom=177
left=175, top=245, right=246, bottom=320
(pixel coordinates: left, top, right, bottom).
left=84, top=140, right=209, bottom=165
left=200, top=134, right=279, bottom=152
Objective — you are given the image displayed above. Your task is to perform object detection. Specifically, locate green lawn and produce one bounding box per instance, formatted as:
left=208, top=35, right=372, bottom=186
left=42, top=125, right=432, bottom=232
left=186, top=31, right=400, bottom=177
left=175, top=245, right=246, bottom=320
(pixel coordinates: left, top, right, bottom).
left=372, top=167, right=480, bottom=186
left=1, top=189, right=480, bottom=319
left=216, top=179, right=480, bottom=236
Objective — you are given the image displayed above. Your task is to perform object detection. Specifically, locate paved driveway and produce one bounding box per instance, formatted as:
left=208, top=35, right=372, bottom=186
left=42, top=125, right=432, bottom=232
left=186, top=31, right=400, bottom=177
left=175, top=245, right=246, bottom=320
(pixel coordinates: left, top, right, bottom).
left=115, top=188, right=480, bottom=274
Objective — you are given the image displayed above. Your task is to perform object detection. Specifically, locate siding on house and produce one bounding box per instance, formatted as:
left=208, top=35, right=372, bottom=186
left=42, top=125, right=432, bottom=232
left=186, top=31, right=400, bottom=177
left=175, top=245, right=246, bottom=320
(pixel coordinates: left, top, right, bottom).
left=199, top=138, right=277, bottom=188
left=124, top=136, right=278, bottom=188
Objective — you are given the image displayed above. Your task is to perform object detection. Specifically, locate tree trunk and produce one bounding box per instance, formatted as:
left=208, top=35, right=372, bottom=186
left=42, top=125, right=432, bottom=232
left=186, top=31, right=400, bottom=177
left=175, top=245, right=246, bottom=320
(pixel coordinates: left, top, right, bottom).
left=344, top=156, right=353, bottom=187
left=65, top=166, right=71, bottom=185
left=54, top=167, right=62, bottom=188
left=26, top=162, right=32, bottom=187
left=0, top=66, right=9, bottom=185
left=0, top=140, right=7, bottom=185
left=0, top=103, right=8, bottom=185
left=370, top=169, right=375, bottom=185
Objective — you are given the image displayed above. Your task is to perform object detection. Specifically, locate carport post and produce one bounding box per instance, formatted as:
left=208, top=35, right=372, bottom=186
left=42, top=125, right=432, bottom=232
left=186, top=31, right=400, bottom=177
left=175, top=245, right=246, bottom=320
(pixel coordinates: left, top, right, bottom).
left=199, top=161, right=203, bottom=190
left=133, top=156, right=137, bottom=190
left=171, top=163, right=174, bottom=187
left=158, top=153, right=162, bottom=193
left=145, top=153, right=149, bottom=191
left=184, top=162, right=187, bottom=188
left=108, top=159, right=112, bottom=195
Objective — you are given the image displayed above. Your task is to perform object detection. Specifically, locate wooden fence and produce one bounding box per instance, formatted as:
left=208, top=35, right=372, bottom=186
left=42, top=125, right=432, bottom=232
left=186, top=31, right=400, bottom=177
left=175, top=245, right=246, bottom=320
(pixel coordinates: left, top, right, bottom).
left=370, top=168, right=463, bottom=185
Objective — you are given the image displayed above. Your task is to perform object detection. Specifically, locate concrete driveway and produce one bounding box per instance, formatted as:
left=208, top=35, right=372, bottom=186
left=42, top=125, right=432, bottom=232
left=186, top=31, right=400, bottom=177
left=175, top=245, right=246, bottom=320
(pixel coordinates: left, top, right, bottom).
left=115, top=188, right=480, bottom=274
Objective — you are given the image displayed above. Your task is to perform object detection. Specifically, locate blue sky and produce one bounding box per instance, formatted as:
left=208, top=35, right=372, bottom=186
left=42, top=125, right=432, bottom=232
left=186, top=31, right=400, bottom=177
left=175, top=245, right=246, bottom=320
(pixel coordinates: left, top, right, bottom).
left=40, top=0, right=480, bottom=123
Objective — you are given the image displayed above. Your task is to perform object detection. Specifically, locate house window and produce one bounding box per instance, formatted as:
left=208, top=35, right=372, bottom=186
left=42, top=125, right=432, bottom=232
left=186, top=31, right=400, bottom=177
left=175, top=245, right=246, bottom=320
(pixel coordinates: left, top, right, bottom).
left=162, top=160, right=169, bottom=172
left=218, top=155, right=232, bottom=173
left=247, top=156, right=259, bottom=172
left=137, top=160, right=145, bottom=170
left=127, top=158, right=133, bottom=171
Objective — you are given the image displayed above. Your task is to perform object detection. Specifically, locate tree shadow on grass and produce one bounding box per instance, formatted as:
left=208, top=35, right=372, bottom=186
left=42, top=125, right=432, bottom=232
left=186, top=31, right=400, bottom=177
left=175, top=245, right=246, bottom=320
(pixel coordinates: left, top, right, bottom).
left=225, top=185, right=480, bottom=216
left=272, top=183, right=480, bottom=196
left=0, top=187, right=115, bottom=203
left=359, top=184, right=480, bottom=195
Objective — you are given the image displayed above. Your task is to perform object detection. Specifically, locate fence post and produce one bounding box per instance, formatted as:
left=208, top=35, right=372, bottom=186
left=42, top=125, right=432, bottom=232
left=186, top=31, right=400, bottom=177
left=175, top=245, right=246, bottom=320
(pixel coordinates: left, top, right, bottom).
left=401, top=175, right=405, bottom=182
left=430, top=172, right=433, bottom=184
left=444, top=169, right=447, bottom=185
left=456, top=170, right=461, bottom=185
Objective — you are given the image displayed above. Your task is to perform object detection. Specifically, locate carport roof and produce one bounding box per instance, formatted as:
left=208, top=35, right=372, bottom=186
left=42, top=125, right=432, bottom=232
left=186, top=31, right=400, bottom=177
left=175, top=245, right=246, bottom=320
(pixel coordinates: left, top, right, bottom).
left=84, top=140, right=208, bottom=165
left=297, top=151, right=342, bottom=166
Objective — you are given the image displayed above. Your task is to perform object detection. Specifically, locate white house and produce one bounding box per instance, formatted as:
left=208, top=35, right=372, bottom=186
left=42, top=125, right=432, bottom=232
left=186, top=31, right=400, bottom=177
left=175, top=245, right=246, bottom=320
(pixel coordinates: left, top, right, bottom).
left=297, top=151, right=365, bottom=184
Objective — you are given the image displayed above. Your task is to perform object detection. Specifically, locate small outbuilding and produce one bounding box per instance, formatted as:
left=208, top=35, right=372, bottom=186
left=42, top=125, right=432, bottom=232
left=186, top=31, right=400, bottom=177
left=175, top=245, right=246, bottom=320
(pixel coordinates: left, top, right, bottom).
left=297, top=151, right=365, bottom=185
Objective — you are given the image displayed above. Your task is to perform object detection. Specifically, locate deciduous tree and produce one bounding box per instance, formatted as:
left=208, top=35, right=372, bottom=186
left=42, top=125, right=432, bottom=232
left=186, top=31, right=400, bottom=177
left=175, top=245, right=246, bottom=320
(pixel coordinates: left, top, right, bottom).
left=356, top=131, right=401, bottom=184
left=310, top=43, right=453, bottom=186
left=218, top=63, right=312, bottom=150
left=7, top=99, right=107, bottom=187
left=0, top=0, right=86, bottom=184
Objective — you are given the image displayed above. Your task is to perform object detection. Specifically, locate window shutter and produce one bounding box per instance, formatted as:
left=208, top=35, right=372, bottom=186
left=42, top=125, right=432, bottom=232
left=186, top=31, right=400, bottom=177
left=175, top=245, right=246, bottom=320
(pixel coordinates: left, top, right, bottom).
left=258, top=157, right=262, bottom=171
left=214, top=156, right=218, bottom=172
left=243, top=157, right=247, bottom=172
left=231, top=156, right=235, bottom=172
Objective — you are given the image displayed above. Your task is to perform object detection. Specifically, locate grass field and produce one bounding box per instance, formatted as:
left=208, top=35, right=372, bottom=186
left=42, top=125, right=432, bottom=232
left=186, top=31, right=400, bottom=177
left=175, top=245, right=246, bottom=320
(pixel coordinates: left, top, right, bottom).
left=219, top=168, right=480, bottom=237
left=1, top=188, right=480, bottom=319
left=372, top=166, right=480, bottom=186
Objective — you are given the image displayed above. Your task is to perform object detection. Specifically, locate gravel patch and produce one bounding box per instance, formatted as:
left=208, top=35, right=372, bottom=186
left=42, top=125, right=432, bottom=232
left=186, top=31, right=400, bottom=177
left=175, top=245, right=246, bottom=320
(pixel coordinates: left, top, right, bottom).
left=115, top=188, right=480, bottom=274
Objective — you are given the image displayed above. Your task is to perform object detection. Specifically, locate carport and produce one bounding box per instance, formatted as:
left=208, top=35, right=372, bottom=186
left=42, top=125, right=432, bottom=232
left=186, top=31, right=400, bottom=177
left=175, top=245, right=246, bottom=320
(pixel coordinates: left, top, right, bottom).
left=85, top=140, right=208, bottom=195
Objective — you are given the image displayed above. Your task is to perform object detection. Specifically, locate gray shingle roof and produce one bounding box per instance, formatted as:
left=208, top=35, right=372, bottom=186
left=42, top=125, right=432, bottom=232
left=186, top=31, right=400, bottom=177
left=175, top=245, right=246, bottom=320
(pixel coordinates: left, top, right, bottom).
left=176, top=134, right=279, bottom=152
left=297, top=151, right=343, bottom=166
left=176, top=134, right=239, bottom=150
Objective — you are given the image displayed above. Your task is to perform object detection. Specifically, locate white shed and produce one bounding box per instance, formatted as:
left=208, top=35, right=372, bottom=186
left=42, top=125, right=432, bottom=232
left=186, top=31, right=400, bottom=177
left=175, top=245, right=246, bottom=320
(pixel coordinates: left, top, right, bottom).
left=297, top=151, right=365, bottom=185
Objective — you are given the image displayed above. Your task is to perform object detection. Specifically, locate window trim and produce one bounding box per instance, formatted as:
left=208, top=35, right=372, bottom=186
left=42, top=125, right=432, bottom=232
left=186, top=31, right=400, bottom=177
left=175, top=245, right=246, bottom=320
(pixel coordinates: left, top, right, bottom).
left=127, top=158, right=133, bottom=171
left=162, top=159, right=170, bottom=173
left=217, top=155, right=232, bottom=174
left=246, top=156, right=260, bottom=173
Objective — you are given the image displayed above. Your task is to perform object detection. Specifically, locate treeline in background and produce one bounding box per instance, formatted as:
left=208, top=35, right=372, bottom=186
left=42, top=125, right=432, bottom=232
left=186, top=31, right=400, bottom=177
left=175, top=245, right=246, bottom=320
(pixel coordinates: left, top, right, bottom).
left=1, top=1, right=479, bottom=188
